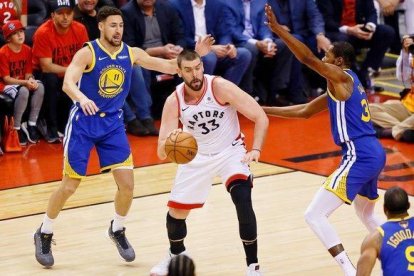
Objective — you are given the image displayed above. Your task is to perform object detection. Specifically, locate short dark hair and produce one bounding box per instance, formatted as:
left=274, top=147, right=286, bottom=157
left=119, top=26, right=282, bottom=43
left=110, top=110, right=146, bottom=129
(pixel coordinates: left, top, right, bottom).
left=168, top=255, right=195, bottom=276
left=177, top=49, right=201, bottom=68
left=331, top=41, right=355, bottom=68
left=97, top=6, right=123, bottom=23
left=384, top=186, right=410, bottom=215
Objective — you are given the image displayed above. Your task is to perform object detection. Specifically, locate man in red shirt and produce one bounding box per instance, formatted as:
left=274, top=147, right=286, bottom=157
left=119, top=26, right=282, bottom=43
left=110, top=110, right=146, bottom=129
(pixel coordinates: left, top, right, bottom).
left=32, top=0, right=88, bottom=143
left=0, top=20, right=44, bottom=145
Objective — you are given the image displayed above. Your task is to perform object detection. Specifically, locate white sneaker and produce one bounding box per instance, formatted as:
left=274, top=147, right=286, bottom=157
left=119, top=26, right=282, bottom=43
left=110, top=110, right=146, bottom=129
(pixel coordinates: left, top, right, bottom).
left=150, top=250, right=187, bottom=276
left=246, top=263, right=262, bottom=276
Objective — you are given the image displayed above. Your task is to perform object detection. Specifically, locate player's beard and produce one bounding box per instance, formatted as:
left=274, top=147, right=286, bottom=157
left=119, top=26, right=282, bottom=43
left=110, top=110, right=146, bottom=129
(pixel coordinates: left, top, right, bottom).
left=185, top=77, right=203, bottom=91
left=105, top=33, right=122, bottom=47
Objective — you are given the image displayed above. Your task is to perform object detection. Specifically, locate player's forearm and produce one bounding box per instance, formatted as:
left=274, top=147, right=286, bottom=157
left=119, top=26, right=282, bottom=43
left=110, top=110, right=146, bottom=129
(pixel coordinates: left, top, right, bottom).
left=268, top=24, right=315, bottom=65
left=157, top=140, right=168, bottom=160
left=251, top=115, right=269, bottom=151
left=263, top=105, right=310, bottom=118
left=62, top=79, right=87, bottom=103
left=3, top=76, right=29, bottom=86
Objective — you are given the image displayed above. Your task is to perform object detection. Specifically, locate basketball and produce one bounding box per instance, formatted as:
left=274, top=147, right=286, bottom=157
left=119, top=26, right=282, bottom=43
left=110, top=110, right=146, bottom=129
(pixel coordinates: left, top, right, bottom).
left=165, top=132, right=198, bottom=164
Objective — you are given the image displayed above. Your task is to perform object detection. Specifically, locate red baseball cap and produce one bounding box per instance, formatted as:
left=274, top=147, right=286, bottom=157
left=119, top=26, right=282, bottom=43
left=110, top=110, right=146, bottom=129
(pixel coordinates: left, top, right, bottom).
left=2, top=20, right=25, bottom=39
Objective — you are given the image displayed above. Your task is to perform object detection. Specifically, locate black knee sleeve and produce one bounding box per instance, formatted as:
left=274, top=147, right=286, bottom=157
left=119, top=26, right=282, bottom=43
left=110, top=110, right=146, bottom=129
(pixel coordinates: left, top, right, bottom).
left=166, top=212, right=187, bottom=241
left=402, top=129, right=414, bottom=143
left=229, top=179, right=257, bottom=241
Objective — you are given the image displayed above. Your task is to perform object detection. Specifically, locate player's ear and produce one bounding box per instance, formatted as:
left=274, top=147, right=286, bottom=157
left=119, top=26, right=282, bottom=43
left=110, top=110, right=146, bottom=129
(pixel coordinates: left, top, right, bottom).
left=98, top=21, right=104, bottom=32
left=335, top=57, right=344, bottom=67
left=176, top=67, right=182, bottom=77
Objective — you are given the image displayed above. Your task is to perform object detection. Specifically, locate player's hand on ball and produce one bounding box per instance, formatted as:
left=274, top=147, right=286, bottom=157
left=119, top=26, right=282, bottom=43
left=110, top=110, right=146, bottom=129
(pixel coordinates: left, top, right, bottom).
left=167, top=128, right=183, bottom=138
left=79, top=97, right=99, bottom=115
left=242, top=149, right=261, bottom=164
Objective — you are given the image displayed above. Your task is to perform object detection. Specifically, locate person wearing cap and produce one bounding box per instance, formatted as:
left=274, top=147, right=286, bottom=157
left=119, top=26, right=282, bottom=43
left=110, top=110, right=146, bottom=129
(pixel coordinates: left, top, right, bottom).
left=31, top=0, right=88, bottom=143
left=0, top=19, right=44, bottom=145
left=0, top=0, right=27, bottom=45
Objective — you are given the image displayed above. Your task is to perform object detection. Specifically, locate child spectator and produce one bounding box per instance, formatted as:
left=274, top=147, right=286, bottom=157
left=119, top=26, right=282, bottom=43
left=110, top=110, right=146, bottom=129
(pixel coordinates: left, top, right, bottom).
left=0, top=20, right=44, bottom=145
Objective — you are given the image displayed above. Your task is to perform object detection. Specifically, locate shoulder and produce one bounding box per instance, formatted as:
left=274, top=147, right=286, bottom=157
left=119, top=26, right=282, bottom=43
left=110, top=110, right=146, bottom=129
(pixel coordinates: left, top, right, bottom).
left=34, top=20, right=53, bottom=37
left=71, top=21, right=88, bottom=32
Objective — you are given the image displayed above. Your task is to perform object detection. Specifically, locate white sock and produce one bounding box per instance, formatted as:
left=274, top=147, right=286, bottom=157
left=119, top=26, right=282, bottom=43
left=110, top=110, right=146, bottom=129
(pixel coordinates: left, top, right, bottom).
left=28, top=121, right=36, bottom=126
left=112, top=213, right=126, bottom=232
left=41, top=214, right=55, bottom=234
left=334, top=251, right=356, bottom=276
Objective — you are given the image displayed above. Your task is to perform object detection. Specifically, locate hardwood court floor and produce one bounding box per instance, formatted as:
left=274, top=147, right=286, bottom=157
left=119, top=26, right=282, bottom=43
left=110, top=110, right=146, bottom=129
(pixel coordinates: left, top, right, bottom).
left=0, top=90, right=414, bottom=275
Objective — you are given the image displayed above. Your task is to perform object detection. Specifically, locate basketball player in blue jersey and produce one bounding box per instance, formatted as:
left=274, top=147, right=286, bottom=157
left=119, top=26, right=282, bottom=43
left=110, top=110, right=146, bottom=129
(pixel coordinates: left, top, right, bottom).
left=33, top=6, right=213, bottom=268
left=263, top=5, right=386, bottom=276
left=357, top=186, right=414, bottom=276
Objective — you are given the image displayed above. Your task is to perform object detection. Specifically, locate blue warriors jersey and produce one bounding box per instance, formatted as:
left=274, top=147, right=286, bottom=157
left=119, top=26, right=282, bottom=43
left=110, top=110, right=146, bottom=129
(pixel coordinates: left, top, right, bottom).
left=78, top=39, right=134, bottom=112
left=379, top=217, right=414, bottom=276
left=327, top=69, right=376, bottom=145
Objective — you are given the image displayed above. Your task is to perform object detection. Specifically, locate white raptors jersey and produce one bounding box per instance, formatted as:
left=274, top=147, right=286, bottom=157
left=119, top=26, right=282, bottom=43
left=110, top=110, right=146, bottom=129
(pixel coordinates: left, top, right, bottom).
left=175, top=75, right=242, bottom=155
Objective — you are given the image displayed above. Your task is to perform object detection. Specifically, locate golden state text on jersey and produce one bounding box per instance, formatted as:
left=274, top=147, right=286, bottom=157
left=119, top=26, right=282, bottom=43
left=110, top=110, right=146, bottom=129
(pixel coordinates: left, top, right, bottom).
left=78, top=39, right=133, bottom=113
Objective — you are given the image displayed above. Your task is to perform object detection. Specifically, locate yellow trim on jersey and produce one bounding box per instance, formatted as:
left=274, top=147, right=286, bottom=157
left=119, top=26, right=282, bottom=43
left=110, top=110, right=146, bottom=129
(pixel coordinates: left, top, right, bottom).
left=127, top=45, right=134, bottom=66
left=377, top=226, right=384, bottom=237
left=327, top=69, right=355, bottom=102
left=84, top=42, right=96, bottom=73
left=63, top=157, right=85, bottom=179
left=323, top=173, right=351, bottom=204
left=96, top=39, right=124, bottom=59
left=100, top=154, right=133, bottom=172
left=327, top=88, right=338, bottom=102
left=388, top=216, right=412, bottom=222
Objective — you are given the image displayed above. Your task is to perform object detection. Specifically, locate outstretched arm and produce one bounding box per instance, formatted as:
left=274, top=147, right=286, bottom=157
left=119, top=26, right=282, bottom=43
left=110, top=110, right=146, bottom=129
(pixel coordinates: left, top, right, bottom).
left=356, top=231, right=381, bottom=276
left=263, top=93, right=328, bottom=118
left=264, top=4, right=344, bottom=84
left=132, top=35, right=215, bottom=75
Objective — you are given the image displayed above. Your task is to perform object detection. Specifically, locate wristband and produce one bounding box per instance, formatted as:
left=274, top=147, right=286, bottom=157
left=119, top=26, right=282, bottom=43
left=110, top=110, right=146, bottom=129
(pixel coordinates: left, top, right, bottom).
left=252, top=148, right=261, bottom=153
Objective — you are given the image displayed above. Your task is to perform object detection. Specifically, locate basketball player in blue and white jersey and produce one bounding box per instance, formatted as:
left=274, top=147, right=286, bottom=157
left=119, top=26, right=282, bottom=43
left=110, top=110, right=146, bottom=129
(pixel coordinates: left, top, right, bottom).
left=263, top=5, right=386, bottom=276
left=357, top=186, right=414, bottom=276
left=33, top=6, right=214, bottom=268
left=151, top=50, right=268, bottom=276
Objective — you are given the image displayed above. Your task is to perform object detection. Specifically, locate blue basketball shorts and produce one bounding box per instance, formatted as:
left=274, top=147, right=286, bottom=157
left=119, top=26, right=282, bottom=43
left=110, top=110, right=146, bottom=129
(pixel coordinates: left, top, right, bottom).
left=62, top=106, right=133, bottom=178
left=323, top=136, right=386, bottom=204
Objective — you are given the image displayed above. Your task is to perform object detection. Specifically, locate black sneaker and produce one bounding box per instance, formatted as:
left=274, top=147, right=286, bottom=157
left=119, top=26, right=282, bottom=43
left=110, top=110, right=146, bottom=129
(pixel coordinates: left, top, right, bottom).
left=17, top=129, right=28, bottom=146
left=47, top=127, right=61, bottom=144
left=22, top=124, right=40, bottom=143
left=34, top=227, right=54, bottom=267
left=126, top=118, right=149, bottom=136
left=141, top=118, right=159, bottom=136
left=107, top=220, right=135, bottom=262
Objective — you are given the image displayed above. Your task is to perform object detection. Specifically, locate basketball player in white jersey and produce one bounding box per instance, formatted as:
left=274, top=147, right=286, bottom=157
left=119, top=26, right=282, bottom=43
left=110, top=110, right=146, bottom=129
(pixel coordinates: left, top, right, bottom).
left=150, top=49, right=268, bottom=276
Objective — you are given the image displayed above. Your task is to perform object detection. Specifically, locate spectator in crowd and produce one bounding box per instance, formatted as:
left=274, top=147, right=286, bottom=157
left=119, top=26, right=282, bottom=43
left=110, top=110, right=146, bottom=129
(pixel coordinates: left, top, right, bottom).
left=170, top=0, right=251, bottom=86
left=316, top=0, right=395, bottom=90
left=0, top=20, right=44, bottom=145
left=225, top=0, right=293, bottom=106
left=32, top=0, right=89, bottom=143
left=0, top=0, right=27, bottom=45
left=121, top=0, right=184, bottom=133
left=375, top=0, right=414, bottom=54
left=370, top=35, right=414, bottom=142
left=267, top=0, right=331, bottom=103
left=74, top=0, right=100, bottom=40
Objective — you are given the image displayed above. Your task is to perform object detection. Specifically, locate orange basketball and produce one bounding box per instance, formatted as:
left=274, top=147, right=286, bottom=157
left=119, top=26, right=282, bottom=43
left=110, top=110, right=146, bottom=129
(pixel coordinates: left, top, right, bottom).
left=165, top=132, right=198, bottom=164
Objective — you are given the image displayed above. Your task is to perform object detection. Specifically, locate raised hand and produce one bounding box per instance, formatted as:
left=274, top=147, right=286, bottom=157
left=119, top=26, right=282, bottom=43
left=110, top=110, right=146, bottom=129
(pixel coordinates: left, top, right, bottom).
left=195, top=34, right=215, bottom=57
left=264, top=4, right=280, bottom=33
